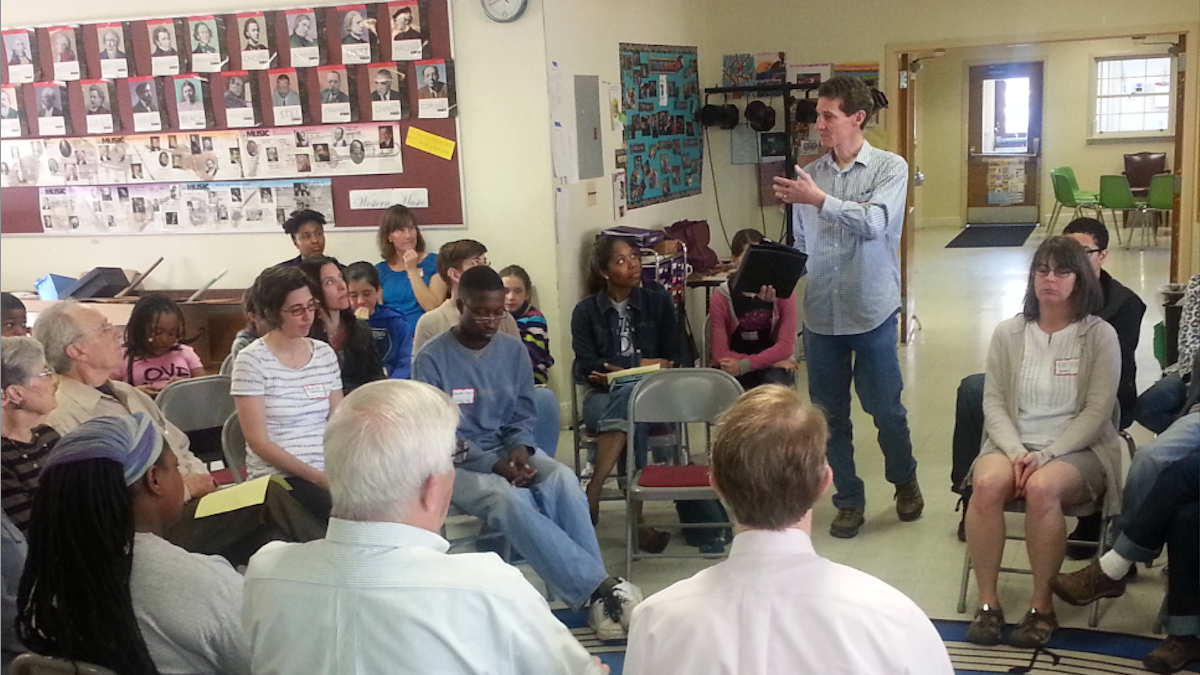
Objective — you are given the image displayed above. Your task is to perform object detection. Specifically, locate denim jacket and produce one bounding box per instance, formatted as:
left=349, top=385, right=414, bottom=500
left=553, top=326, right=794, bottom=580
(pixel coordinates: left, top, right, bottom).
left=571, top=284, right=684, bottom=389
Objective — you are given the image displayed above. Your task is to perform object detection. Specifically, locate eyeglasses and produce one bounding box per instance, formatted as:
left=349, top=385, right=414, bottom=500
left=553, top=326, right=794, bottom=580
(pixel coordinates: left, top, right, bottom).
left=1082, top=248, right=1103, bottom=256
left=1034, top=267, right=1076, bottom=278
left=283, top=300, right=321, bottom=317
left=73, top=321, right=117, bottom=344
left=34, top=367, right=55, bottom=379
left=452, top=439, right=469, bottom=463
left=467, top=309, right=506, bottom=324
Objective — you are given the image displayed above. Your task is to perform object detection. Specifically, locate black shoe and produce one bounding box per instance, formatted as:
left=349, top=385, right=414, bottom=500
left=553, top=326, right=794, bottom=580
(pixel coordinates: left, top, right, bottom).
left=1065, top=513, right=1102, bottom=560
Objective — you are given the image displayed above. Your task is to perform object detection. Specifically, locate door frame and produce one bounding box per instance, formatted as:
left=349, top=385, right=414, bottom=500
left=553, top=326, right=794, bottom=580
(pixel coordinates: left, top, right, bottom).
left=887, top=22, right=1200, bottom=291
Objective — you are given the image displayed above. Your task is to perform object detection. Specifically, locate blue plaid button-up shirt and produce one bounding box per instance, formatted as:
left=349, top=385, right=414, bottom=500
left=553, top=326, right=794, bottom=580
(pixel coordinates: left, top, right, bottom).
left=791, top=140, right=909, bottom=336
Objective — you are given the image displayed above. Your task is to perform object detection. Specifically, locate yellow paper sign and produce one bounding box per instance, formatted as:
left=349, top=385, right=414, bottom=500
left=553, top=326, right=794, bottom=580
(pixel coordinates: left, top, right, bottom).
left=193, top=475, right=290, bottom=519
left=406, top=126, right=457, bottom=160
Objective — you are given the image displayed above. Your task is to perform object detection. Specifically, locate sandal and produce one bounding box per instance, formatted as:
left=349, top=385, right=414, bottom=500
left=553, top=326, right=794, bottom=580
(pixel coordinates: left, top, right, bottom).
left=965, top=604, right=1005, bottom=646
left=1009, top=609, right=1057, bottom=649
left=638, top=527, right=671, bottom=554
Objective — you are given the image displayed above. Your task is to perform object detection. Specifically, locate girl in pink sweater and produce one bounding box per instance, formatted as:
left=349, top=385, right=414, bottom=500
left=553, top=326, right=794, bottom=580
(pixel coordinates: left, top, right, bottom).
left=112, top=294, right=207, bottom=396
left=709, top=229, right=798, bottom=389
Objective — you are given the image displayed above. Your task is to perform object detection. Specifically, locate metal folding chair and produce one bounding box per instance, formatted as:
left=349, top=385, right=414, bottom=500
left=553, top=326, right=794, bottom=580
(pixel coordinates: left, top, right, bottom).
left=157, top=375, right=236, bottom=468
left=220, top=411, right=247, bottom=484
left=624, top=368, right=743, bottom=579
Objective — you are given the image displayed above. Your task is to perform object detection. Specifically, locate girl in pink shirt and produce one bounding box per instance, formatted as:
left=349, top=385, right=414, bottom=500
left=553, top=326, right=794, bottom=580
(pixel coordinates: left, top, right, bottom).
left=709, top=229, right=798, bottom=389
left=112, top=294, right=207, bottom=395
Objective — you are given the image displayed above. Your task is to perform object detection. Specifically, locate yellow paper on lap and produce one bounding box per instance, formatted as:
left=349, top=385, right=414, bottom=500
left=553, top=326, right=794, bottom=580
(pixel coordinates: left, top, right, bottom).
left=194, top=475, right=290, bottom=518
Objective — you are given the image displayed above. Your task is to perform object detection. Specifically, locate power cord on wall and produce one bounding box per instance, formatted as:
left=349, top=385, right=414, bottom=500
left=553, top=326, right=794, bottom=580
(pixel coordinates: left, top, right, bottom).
left=703, top=125, right=732, bottom=250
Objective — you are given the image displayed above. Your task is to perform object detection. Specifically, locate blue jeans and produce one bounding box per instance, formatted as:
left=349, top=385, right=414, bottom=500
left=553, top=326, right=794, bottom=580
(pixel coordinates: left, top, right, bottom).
left=532, top=387, right=560, bottom=458
left=803, top=312, right=917, bottom=510
left=1118, top=412, right=1199, bottom=536
left=1133, top=375, right=1188, bottom=435
left=450, top=453, right=606, bottom=609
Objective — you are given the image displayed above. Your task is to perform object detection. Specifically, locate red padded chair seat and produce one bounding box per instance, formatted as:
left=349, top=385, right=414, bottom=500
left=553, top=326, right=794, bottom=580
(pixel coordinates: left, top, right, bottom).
left=210, top=466, right=248, bottom=486
left=638, top=464, right=710, bottom=488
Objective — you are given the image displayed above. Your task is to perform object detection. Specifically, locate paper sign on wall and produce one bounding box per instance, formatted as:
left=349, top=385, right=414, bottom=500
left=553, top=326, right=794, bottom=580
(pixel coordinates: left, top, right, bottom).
left=349, top=187, right=428, bottom=209
left=405, top=126, right=454, bottom=159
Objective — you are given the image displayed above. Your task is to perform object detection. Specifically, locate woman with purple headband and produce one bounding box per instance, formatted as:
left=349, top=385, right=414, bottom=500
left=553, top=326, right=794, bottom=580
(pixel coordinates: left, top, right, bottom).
left=16, top=414, right=251, bottom=675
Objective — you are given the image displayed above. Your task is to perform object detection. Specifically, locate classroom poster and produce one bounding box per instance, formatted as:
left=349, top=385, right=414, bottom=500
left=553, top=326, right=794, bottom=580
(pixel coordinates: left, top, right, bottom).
left=619, top=43, right=702, bottom=209
left=37, top=178, right=333, bottom=234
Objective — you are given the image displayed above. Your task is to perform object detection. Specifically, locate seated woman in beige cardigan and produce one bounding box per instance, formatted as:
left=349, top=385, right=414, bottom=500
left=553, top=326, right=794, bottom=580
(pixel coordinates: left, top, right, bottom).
left=964, top=236, right=1121, bottom=650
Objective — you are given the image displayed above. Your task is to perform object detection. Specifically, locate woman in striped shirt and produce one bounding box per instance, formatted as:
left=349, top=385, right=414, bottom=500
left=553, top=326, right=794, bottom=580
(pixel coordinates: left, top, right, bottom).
left=232, top=266, right=344, bottom=523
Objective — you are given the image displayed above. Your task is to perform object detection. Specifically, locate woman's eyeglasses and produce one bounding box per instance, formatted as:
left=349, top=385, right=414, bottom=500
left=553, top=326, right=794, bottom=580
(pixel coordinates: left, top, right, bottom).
left=283, top=300, right=321, bottom=317
left=1033, top=267, right=1075, bottom=278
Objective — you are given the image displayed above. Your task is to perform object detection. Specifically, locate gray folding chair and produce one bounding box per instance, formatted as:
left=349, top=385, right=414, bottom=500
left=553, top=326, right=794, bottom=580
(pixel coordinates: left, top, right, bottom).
left=156, top=375, right=235, bottom=467
left=220, top=411, right=247, bottom=484
left=624, top=368, right=743, bottom=579
left=957, top=496, right=1112, bottom=627
left=10, top=654, right=118, bottom=675
left=219, top=352, right=235, bottom=375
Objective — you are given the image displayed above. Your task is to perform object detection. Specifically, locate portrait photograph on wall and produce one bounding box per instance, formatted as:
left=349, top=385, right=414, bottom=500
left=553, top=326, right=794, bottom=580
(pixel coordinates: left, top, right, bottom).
left=47, top=26, right=82, bottom=81
left=187, top=16, right=223, bottom=72
left=147, top=19, right=182, bottom=76
left=81, top=79, right=116, bottom=134
left=368, top=62, right=407, bottom=121
left=3, top=30, right=38, bottom=83
left=95, top=23, right=130, bottom=78
left=338, top=4, right=377, bottom=64
left=237, top=12, right=271, bottom=70
left=388, top=1, right=428, bottom=61
left=286, top=9, right=322, bottom=67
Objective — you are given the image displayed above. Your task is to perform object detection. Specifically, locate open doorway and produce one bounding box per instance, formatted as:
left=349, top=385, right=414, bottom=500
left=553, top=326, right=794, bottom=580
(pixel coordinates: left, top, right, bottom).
left=891, top=29, right=1194, bottom=340
left=966, top=62, right=1043, bottom=226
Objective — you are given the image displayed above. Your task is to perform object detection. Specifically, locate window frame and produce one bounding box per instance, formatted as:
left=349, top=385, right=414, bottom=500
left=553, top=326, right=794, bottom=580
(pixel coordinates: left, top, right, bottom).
left=1089, top=53, right=1176, bottom=141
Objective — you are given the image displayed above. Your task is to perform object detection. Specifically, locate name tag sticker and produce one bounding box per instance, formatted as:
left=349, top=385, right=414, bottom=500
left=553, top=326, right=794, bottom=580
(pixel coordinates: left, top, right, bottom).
left=1054, top=358, right=1080, bottom=376
left=303, top=384, right=326, bottom=399
left=740, top=331, right=759, bottom=341
left=452, top=388, right=475, bottom=405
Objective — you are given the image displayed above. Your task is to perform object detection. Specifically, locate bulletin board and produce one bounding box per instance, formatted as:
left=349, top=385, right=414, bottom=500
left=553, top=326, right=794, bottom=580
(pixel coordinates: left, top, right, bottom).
left=619, top=43, right=702, bottom=210
left=0, top=0, right=464, bottom=235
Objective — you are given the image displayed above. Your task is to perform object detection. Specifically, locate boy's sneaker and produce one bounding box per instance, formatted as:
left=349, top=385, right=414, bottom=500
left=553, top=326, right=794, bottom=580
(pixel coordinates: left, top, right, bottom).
left=588, top=577, right=644, bottom=641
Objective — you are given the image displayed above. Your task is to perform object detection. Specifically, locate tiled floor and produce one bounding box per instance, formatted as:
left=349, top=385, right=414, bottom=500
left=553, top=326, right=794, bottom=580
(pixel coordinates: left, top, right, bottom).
left=564, top=225, right=1174, bottom=637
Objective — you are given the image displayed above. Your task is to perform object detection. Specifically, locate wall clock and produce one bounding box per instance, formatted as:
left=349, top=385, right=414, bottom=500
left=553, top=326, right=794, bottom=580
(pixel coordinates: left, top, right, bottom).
left=481, top=0, right=527, bottom=23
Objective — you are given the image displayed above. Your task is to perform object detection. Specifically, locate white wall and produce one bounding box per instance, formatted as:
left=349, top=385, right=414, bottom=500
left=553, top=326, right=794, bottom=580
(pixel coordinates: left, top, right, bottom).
left=913, top=39, right=1176, bottom=229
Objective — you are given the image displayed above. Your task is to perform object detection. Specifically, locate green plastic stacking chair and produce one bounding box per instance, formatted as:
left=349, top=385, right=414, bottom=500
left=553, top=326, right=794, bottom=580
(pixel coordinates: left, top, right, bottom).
left=1048, top=170, right=1100, bottom=235
left=1055, top=166, right=1098, bottom=202
left=1098, top=175, right=1149, bottom=249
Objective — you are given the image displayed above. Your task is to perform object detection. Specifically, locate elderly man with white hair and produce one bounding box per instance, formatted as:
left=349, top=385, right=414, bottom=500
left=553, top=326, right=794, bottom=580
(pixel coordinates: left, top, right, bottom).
left=33, top=301, right=323, bottom=566
left=242, top=379, right=607, bottom=675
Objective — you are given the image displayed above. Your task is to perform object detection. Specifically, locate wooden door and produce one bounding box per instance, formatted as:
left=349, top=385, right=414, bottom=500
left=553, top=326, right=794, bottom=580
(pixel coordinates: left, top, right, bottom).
left=966, top=61, right=1043, bottom=225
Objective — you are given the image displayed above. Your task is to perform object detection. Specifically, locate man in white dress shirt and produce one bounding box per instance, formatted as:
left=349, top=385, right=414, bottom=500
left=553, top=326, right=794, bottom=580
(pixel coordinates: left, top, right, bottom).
left=624, top=385, right=953, bottom=675
left=243, top=379, right=607, bottom=675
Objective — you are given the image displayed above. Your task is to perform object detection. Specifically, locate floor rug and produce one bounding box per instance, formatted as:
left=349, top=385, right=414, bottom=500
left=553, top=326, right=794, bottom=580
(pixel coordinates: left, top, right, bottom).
left=946, top=224, right=1037, bottom=248
left=554, top=610, right=1199, bottom=674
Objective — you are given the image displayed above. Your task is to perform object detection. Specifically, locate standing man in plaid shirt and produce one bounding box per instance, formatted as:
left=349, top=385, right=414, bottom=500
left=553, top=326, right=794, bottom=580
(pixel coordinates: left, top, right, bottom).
left=772, top=75, right=921, bottom=539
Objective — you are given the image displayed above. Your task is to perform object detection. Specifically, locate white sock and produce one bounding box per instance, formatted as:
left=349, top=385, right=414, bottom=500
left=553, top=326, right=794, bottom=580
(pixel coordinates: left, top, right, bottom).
left=1098, top=549, right=1132, bottom=580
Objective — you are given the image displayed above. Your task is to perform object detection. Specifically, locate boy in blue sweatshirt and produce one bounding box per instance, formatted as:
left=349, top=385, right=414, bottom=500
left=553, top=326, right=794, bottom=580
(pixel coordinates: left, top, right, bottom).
left=413, top=266, right=643, bottom=641
left=346, top=261, right=413, bottom=379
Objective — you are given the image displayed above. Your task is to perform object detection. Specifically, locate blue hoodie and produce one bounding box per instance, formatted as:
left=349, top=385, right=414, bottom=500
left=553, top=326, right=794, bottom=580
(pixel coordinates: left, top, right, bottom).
left=367, top=305, right=412, bottom=379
